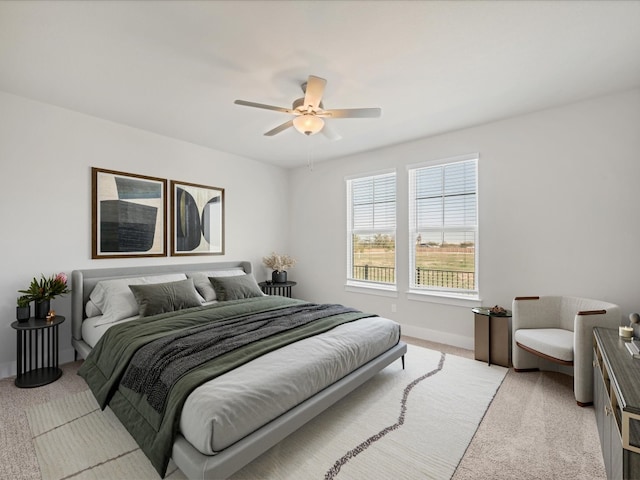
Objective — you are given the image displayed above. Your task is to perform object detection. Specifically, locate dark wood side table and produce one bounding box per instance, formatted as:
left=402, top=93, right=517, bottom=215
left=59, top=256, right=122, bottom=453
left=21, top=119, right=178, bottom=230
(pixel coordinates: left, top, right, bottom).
left=11, top=315, right=65, bottom=388
left=472, top=307, right=512, bottom=367
left=259, top=281, right=297, bottom=298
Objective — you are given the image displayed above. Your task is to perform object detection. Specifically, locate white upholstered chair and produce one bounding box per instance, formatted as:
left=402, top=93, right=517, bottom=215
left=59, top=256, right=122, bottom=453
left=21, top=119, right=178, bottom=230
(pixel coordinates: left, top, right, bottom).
left=512, top=295, right=621, bottom=406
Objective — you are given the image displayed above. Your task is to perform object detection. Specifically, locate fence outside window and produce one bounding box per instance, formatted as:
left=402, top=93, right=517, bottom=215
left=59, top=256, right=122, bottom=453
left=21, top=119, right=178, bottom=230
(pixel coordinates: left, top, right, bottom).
left=352, top=265, right=475, bottom=290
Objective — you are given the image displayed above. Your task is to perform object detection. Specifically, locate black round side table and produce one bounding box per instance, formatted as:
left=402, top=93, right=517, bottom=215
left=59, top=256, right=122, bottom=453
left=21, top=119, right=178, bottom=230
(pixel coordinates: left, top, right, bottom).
left=259, top=281, right=297, bottom=298
left=11, top=315, right=65, bottom=388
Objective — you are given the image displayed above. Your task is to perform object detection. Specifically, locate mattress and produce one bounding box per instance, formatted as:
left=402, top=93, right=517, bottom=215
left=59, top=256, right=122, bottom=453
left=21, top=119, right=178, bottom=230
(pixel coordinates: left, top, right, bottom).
left=82, top=311, right=400, bottom=457
left=81, top=301, right=219, bottom=348
left=181, top=316, right=400, bottom=454
left=82, top=315, right=130, bottom=348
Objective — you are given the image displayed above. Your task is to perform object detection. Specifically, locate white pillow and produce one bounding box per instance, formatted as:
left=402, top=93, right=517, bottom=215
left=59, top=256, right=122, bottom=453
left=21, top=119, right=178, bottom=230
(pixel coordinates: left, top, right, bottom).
left=90, top=273, right=187, bottom=326
left=187, top=269, right=246, bottom=302
left=85, top=300, right=102, bottom=318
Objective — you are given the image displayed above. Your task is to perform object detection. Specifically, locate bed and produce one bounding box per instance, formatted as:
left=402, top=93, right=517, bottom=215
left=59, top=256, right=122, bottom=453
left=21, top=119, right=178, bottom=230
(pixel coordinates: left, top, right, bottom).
left=71, top=261, right=406, bottom=479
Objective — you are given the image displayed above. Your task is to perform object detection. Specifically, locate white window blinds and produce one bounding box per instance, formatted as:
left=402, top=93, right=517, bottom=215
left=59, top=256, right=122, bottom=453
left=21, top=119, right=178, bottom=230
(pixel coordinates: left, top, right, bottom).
left=409, top=156, right=478, bottom=294
left=352, top=173, right=396, bottom=231
left=347, top=171, right=396, bottom=286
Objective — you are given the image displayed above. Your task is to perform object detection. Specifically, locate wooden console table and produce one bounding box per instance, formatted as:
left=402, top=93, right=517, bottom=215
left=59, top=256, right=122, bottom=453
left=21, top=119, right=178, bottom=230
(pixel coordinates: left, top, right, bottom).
left=593, top=327, right=640, bottom=479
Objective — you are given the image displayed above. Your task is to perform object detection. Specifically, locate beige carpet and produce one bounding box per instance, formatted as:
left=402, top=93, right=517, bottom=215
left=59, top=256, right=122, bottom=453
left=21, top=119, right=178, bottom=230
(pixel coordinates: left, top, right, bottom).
left=1, top=337, right=605, bottom=479
left=23, top=344, right=506, bottom=479
left=453, top=370, right=606, bottom=480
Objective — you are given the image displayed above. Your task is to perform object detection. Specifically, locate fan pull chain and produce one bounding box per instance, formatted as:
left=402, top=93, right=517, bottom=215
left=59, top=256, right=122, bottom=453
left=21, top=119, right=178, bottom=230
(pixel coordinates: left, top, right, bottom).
left=307, top=142, right=314, bottom=171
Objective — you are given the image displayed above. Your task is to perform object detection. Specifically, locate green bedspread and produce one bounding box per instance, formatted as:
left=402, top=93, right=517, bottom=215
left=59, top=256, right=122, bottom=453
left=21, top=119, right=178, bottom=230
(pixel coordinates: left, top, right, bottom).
left=78, top=296, right=374, bottom=477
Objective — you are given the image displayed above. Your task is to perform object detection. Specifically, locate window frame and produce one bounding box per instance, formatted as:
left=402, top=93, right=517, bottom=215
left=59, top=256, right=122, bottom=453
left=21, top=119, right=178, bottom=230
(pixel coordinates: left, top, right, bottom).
left=345, top=169, right=397, bottom=292
left=407, top=153, right=479, bottom=299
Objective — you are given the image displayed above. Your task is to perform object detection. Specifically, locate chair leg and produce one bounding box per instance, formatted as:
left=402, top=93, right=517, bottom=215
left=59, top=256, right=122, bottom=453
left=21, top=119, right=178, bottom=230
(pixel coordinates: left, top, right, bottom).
left=577, top=400, right=592, bottom=407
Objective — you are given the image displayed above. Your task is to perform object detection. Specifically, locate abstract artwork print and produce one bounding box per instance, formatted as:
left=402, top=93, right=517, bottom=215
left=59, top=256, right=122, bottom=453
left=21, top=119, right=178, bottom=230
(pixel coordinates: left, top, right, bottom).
left=92, top=168, right=167, bottom=258
left=171, top=180, right=224, bottom=256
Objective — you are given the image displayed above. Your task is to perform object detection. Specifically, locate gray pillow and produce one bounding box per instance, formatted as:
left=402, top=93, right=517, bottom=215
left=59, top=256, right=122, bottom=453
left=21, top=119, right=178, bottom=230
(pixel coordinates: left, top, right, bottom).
left=186, top=269, right=247, bottom=302
left=208, top=274, right=264, bottom=301
left=129, top=278, right=202, bottom=317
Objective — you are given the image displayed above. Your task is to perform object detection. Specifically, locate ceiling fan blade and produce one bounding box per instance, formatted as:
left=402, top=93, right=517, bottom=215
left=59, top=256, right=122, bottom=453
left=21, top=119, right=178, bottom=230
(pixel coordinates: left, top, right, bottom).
left=264, top=119, right=294, bottom=136
left=321, top=122, right=342, bottom=141
left=234, top=99, right=293, bottom=114
left=322, top=107, right=382, bottom=118
left=303, top=75, right=327, bottom=110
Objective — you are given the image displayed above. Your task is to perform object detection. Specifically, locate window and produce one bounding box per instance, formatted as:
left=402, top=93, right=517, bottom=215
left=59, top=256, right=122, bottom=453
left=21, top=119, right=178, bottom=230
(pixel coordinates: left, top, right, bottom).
left=408, top=154, right=478, bottom=296
left=346, top=170, right=396, bottom=288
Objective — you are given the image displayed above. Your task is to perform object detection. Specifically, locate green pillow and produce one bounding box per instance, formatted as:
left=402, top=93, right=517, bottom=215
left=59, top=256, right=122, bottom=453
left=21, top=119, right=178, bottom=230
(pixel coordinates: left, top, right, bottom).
left=129, top=278, right=202, bottom=317
left=208, top=274, right=264, bottom=301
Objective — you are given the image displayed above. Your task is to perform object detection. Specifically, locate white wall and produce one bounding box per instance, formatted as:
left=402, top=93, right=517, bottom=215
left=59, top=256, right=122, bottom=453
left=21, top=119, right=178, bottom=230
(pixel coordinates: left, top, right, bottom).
left=289, top=89, right=640, bottom=348
left=2, top=88, right=638, bottom=379
left=0, top=91, right=291, bottom=378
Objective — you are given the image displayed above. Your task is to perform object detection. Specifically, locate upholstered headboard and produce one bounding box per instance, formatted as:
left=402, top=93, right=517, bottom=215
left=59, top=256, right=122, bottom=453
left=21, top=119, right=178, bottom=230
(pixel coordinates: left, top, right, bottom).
left=71, top=261, right=252, bottom=359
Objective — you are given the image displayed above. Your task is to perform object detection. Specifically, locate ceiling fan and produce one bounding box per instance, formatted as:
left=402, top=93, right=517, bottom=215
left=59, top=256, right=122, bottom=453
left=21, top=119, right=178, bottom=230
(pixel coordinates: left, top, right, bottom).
left=234, top=75, right=381, bottom=138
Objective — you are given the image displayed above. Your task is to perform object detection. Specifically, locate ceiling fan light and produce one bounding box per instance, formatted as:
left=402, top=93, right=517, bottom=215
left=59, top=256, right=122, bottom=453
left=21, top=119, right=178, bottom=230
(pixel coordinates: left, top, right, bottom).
left=293, top=115, right=324, bottom=136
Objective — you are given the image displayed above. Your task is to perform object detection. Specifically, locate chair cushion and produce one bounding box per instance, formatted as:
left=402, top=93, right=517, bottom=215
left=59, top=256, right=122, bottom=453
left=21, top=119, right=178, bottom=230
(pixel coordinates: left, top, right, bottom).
left=514, top=328, right=574, bottom=362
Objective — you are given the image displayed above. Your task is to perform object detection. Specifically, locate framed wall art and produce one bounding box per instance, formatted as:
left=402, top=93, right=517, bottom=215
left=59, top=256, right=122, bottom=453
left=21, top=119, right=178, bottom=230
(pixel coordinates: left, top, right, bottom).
left=91, top=167, right=167, bottom=259
left=171, top=180, right=225, bottom=256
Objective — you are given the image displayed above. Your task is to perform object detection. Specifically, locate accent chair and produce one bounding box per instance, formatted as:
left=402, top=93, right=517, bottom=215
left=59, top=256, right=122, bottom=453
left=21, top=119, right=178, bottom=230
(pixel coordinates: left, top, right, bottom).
left=512, top=295, right=621, bottom=406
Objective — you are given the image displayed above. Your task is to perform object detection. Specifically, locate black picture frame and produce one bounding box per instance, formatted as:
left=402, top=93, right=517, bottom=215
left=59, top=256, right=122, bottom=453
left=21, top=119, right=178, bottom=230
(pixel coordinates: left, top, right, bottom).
left=91, top=167, right=167, bottom=259
left=170, top=180, right=225, bottom=256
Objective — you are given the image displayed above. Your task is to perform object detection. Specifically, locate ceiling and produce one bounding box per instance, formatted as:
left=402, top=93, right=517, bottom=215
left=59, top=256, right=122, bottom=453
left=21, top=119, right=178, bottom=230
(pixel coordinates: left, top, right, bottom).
left=1, top=1, right=639, bottom=169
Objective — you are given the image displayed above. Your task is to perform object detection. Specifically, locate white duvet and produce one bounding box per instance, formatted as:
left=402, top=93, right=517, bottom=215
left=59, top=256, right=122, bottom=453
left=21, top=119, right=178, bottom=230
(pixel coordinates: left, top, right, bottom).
left=82, top=313, right=400, bottom=456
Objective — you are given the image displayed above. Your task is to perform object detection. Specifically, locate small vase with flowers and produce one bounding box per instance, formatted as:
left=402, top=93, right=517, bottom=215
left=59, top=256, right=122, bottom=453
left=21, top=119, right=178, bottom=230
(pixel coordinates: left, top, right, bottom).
left=262, top=252, right=297, bottom=284
left=18, top=272, right=71, bottom=320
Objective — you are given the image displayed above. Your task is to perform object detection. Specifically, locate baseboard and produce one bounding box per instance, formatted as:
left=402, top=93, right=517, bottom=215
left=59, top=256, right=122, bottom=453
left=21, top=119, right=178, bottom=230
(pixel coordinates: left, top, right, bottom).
left=1, top=331, right=473, bottom=380
left=0, top=360, right=14, bottom=381
left=401, top=323, right=474, bottom=350
left=0, top=346, right=76, bottom=381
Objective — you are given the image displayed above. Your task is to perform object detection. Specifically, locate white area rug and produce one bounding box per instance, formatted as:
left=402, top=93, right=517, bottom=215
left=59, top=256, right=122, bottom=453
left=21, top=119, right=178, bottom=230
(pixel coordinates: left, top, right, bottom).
left=26, top=345, right=506, bottom=479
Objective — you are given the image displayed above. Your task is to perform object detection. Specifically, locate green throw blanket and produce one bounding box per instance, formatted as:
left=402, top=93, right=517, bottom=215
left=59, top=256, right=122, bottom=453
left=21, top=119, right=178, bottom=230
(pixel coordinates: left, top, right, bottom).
left=78, top=296, right=375, bottom=477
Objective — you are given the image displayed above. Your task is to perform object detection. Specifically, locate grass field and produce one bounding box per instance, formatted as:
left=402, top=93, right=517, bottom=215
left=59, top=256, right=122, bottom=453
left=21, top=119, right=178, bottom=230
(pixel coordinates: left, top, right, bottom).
left=415, top=245, right=475, bottom=271
left=353, top=246, right=475, bottom=288
left=354, top=246, right=474, bottom=270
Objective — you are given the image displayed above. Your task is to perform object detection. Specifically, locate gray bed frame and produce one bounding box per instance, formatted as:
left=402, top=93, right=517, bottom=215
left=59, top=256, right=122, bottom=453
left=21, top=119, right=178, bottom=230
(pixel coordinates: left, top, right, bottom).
left=71, top=261, right=407, bottom=479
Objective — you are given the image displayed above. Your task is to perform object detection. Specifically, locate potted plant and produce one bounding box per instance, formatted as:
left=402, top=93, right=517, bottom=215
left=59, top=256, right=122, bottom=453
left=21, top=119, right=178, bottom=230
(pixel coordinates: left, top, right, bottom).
left=16, top=295, right=31, bottom=322
left=19, top=272, right=71, bottom=319
left=262, top=252, right=297, bottom=284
